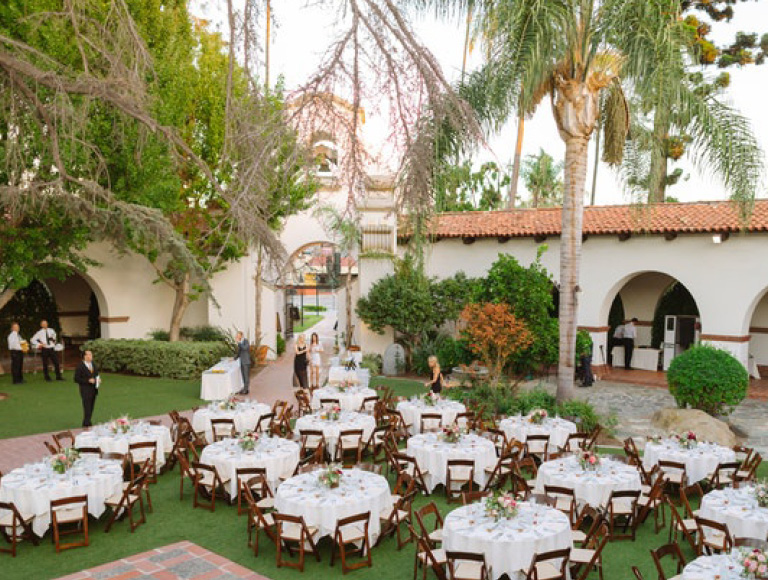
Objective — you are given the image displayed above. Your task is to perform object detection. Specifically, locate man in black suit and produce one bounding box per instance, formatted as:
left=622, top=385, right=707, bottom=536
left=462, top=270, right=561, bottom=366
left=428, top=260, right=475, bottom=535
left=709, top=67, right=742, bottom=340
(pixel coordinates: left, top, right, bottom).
left=234, top=331, right=251, bottom=395
left=74, top=350, right=99, bottom=427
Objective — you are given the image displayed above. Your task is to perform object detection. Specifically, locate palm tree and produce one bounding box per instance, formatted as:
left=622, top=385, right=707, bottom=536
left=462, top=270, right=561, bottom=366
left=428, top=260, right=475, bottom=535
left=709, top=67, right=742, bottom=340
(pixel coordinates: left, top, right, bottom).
left=521, top=149, right=564, bottom=208
left=419, top=0, right=763, bottom=401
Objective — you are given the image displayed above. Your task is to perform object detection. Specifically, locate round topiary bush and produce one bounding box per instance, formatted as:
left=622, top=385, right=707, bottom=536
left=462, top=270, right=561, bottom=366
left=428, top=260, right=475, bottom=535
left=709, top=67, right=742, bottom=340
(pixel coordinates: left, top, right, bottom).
left=667, top=344, right=749, bottom=416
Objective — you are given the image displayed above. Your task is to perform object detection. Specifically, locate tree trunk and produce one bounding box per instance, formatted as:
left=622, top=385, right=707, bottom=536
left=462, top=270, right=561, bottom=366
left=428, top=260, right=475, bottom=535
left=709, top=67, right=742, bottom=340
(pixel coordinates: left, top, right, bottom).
left=648, top=111, right=669, bottom=203
left=590, top=123, right=600, bottom=205
left=345, top=270, right=353, bottom=347
left=0, top=288, right=17, bottom=311
left=254, top=244, right=263, bottom=347
left=169, top=273, right=191, bottom=342
left=507, top=114, right=525, bottom=208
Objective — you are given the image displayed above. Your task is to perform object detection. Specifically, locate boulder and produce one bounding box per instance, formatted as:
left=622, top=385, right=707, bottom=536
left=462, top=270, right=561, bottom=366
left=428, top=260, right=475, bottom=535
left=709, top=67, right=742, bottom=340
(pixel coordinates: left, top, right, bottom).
left=382, top=343, right=406, bottom=376
left=651, top=408, right=737, bottom=447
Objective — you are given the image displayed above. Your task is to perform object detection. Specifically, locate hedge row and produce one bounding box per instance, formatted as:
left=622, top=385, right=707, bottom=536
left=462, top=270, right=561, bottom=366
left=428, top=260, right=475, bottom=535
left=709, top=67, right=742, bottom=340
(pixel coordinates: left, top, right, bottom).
left=82, top=339, right=232, bottom=380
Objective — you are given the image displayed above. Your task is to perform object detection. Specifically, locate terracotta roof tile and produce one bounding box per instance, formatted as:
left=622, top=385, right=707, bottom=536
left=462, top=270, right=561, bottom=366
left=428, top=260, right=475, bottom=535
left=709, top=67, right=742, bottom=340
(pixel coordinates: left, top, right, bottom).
left=399, top=200, right=768, bottom=240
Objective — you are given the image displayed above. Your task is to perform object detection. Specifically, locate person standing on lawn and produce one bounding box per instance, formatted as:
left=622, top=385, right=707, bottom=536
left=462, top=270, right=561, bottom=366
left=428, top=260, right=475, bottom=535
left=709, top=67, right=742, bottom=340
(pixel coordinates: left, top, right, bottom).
left=234, top=331, right=251, bottom=395
left=74, top=350, right=100, bottom=427
left=7, top=322, right=25, bottom=384
left=294, top=334, right=309, bottom=390
left=30, top=319, right=63, bottom=381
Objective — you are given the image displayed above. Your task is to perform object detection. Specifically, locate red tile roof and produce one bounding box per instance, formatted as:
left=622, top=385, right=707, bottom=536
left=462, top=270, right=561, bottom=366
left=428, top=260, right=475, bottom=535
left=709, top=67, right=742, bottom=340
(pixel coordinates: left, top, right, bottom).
left=399, top=200, right=768, bottom=240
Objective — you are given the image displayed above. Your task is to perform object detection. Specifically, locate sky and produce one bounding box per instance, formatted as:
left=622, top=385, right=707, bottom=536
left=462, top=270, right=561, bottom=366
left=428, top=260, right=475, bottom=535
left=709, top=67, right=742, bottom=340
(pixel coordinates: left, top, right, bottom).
left=191, top=0, right=768, bottom=206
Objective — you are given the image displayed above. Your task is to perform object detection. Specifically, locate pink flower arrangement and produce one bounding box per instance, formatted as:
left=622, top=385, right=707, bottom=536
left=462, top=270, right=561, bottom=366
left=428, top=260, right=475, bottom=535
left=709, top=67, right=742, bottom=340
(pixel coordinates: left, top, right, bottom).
left=50, top=447, right=80, bottom=474
left=741, top=548, right=768, bottom=578
left=672, top=430, right=698, bottom=449
left=318, top=464, right=344, bottom=488
left=218, top=394, right=239, bottom=411
left=578, top=451, right=601, bottom=471
left=108, top=415, right=132, bottom=434
left=484, top=491, right=519, bottom=521
left=528, top=409, right=548, bottom=425
left=422, top=391, right=440, bottom=407
left=321, top=405, right=342, bottom=421
left=238, top=430, right=260, bottom=451
left=441, top=424, right=463, bottom=444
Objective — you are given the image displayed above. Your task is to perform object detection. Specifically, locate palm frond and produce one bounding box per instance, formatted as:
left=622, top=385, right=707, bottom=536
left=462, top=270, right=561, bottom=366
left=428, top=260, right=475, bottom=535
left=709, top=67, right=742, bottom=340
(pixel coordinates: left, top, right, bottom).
left=601, top=79, right=629, bottom=165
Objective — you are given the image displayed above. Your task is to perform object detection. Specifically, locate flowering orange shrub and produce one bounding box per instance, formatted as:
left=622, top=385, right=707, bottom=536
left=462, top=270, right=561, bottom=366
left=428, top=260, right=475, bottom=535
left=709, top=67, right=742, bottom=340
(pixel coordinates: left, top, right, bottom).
left=460, top=302, right=534, bottom=384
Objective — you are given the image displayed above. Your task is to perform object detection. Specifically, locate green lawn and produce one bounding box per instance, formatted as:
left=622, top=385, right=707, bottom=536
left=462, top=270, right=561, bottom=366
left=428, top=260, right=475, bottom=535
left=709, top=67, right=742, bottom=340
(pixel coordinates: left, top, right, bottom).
left=0, top=372, right=200, bottom=439
left=293, top=314, right=324, bottom=333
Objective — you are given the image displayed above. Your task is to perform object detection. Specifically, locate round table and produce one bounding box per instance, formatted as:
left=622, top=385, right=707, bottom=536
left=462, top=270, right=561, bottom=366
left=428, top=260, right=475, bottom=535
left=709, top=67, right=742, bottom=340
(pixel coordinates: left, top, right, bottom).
left=0, top=457, right=124, bottom=537
left=407, top=432, right=497, bottom=493
left=295, top=411, right=376, bottom=456
left=311, top=385, right=377, bottom=412
left=699, top=486, right=768, bottom=541
left=192, top=401, right=272, bottom=443
left=498, top=415, right=577, bottom=450
left=200, top=436, right=300, bottom=496
left=643, top=440, right=737, bottom=483
left=397, top=399, right=466, bottom=434
left=682, top=553, right=744, bottom=579
left=274, top=468, right=393, bottom=541
left=443, top=501, right=572, bottom=580
left=534, top=455, right=642, bottom=508
left=75, top=422, right=173, bottom=467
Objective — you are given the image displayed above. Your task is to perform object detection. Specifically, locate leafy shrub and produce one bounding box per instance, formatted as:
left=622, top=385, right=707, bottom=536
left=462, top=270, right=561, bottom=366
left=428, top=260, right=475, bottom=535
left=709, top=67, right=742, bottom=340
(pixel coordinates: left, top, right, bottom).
left=180, top=325, right=231, bottom=343
left=148, top=329, right=170, bottom=341
left=303, top=305, right=327, bottom=313
left=276, top=334, right=286, bottom=356
left=511, top=388, right=557, bottom=415
left=82, top=339, right=231, bottom=380
left=360, top=353, right=383, bottom=375
left=667, top=344, right=748, bottom=415
left=412, top=333, right=473, bottom=376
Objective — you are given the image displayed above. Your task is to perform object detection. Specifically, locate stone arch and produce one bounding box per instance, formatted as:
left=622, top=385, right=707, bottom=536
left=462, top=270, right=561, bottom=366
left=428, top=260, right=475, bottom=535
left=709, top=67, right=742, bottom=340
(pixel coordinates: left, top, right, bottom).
left=744, top=286, right=768, bottom=371
left=42, top=268, right=110, bottom=340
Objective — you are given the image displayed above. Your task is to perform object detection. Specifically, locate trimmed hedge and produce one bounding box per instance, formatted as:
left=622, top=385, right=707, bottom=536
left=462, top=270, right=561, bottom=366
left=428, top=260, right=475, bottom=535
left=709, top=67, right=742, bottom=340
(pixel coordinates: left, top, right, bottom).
left=667, top=343, right=748, bottom=416
left=82, top=339, right=232, bottom=380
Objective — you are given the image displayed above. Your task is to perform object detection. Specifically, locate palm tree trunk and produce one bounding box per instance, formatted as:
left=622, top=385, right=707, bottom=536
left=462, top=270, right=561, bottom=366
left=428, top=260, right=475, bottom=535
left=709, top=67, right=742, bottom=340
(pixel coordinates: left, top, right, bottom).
left=557, top=135, right=590, bottom=402
left=169, top=273, right=191, bottom=342
left=0, top=288, right=17, bottom=311
left=507, top=114, right=525, bottom=208
left=254, top=243, right=263, bottom=346
left=648, top=112, right=669, bottom=203
left=345, top=270, right=353, bottom=347
left=590, top=124, right=600, bottom=205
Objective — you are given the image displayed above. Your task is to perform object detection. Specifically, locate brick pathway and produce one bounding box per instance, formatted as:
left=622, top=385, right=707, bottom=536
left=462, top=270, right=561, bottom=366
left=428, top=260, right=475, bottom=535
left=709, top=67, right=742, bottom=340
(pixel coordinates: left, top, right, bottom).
left=55, top=541, right=269, bottom=580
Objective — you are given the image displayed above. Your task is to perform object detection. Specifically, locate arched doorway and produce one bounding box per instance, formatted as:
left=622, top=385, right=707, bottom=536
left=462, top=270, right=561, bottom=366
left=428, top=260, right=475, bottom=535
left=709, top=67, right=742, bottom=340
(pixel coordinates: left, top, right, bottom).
left=746, top=289, right=768, bottom=378
left=603, top=271, right=700, bottom=371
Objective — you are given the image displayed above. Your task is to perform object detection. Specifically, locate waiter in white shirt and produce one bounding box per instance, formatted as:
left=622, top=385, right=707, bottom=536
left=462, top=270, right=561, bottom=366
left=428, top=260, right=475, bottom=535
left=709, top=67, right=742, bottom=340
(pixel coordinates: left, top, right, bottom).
left=611, top=323, right=624, bottom=367
left=30, top=319, right=64, bottom=382
left=7, top=322, right=25, bottom=384
left=623, top=318, right=638, bottom=370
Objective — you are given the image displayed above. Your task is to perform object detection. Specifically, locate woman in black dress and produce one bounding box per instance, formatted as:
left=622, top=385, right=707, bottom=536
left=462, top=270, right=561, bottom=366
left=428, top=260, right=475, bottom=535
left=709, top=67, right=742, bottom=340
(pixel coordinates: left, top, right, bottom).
left=424, top=355, right=444, bottom=394
left=294, top=334, right=309, bottom=390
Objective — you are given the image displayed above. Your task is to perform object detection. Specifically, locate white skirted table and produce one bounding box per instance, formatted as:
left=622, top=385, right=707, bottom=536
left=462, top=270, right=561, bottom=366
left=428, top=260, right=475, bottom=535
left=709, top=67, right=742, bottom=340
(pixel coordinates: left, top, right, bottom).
left=199, top=436, right=300, bottom=497
left=192, top=400, right=272, bottom=443
left=611, top=346, right=661, bottom=371
left=682, top=552, right=752, bottom=579
left=643, top=440, right=736, bottom=484
left=327, top=366, right=370, bottom=388
left=406, top=432, right=497, bottom=493
left=294, top=411, right=376, bottom=457
left=75, top=421, right=173, bottom=467
left=396, top=399, right=466, bottom=434
left=311, top=385, right=377, bottom=412
left=534, top=455, right=642, bottom=508
left=0, top=457, right=124, bottom=537
left=498, top=415, right=578, bottom=450
left=442, top=501, right=573, bottom=580
left=699, top=486, right=768, bottom=541
left=274, top=468, right=393, bottom=542
left=200, top=359, right=243, bottom=401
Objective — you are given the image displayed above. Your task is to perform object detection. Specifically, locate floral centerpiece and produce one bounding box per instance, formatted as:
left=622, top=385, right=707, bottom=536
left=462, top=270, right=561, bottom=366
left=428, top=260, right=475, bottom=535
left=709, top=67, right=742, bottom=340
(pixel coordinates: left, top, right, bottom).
left=484, top=491, right=519, bottom=521
left=528, top=409, right=548, bottom=425
left=441, top=424, right=463, bottom=444
left=238, top=430, right=260, bottom=451
left=740, top=548, right=768, bottom=579
left=422, top=391, right=440, bottom=407
left=754, top=481, right=768, bottom=508
left=672, top=430, right=697, bottom=449
left=337, top=379, right=354, bottom=393
left=318, top=464, right=344, bottom=489
left=108, top=415, right=132, bottom=434
left=578, top=451, right=601, bottom=471
left=321, top=404, right=341, bottom=421
left=218, top=394, right=238, bottom=411
left=50, top=447, right=80, bottom=474
left=646, top=434, right=663, bottom=444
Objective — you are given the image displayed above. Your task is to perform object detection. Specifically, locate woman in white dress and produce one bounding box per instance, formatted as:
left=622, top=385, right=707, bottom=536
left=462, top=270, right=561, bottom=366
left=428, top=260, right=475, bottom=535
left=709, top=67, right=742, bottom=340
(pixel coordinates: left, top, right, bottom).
left=309, top=332, right=323, bottom=388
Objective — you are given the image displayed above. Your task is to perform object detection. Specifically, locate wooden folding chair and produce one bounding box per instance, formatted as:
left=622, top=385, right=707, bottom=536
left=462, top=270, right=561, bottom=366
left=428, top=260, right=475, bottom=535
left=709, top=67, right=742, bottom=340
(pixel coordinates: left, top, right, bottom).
left=335, top=429, right=364, bottom=466
left=483, top=452, right=515, bottom=491
left=104, top=473, right=146, bottom=533
left=606, top=489, right=640, bottom=540
left=666, top=497, right=698, bottom=554
left=241, top=483, right=277, bottom=556
left=446, top=459, right=475, bottom=503
left=415, top=502, right=444, bottom=549
left=705, top=461, right=740, bottom=490
left=453, top=412, right=475, bottom=431
left=734, top=537, right=768, bottom=550
left=331, top=511, right=372, bottom=572
left=637, top=471, right=666, bottom=533
left=525, top=434, right=550, bottom=463
left=256, top=413, right=275, bottom=434
left=50, top=496, right=89, bottom=552
left=408, top=523, right=447, bottom=580
left=511, top=472, right=533, bottom=501
left=235, top=468, right=273, bottom=515
left=735, top=452, right=762, bottom=484
left=128, top=441, right=158, bottom=483
left=695, top=516, right=733, bottom=555
left=544, top=485, right=579, bottom=525
left=0, top=501, right=38, bottom=556
left=563, top=432, right=589, bottom=452
left=524, top=548, right=571, bottom=580
left=393, top=453, right=431, bottom=494
left=173, top=448, right=197, bottom=500
left=299, top=429, right=326, bottom=466
left=363, top=424, right=392, bottom=465
left=446, top=551, right=490, bottom=580
left=191, top=462, right=230, bottom=512
left=569, top=522, right=609, bottom=580
left=461, top=491, right=491, bottom=505
left=75, top=447, right=102, bottom=459
left=52, top=431, right=75, bottom=451
left=658, top=460, right=687, bottom=495
left=273, top=512, right=321, bottom=571
left=210, top=418, right=236, bottom=441
left=43, top=441, right=59, bottom=455
left=420, top=413, right=443, bottom=433
left=650, top=543, right=685, bottom=580
left=379, top=487, right=416, bottom=550
left=359, top=395, right=379, bottom=414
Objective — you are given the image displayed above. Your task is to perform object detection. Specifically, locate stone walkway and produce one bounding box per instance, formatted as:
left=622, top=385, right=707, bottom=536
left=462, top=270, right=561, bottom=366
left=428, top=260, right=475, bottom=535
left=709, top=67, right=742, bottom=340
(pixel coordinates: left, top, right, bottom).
left=56, top=541, right=267, bottom=580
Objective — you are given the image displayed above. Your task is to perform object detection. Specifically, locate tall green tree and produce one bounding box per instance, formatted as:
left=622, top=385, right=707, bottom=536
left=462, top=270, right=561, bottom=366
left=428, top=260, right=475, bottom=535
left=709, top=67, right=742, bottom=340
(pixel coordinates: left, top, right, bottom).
left=521, top=149, right=564, bottom=208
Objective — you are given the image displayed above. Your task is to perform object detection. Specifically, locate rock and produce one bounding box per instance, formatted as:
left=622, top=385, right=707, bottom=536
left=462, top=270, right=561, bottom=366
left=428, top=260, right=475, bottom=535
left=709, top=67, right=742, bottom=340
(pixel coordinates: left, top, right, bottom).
left=651, top=408, right=737, bottom=447
left=382, top=343, right=406, bottom=376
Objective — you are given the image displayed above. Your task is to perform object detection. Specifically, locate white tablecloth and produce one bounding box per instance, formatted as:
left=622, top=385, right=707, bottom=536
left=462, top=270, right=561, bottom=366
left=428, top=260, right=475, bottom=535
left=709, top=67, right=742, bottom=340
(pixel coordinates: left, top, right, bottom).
left=407, top=433, right=497, bottom=493
left=0, top=458, right=124, bottom=536
left=643, top=440, right=736, bottom=484
left=682, top=553, right=744, bottom=579
left=200, top=437, right=300, bottom=497
left=534, top=455, right=642, bottom=508
left=611, top=346, right=660, bottom=371
left=397, top=399, right=466, bottom=434
left=295, top=412, right=376, bottom=456
left=327, top=366, right=370, bottom=388
left=200, top=360, right=243, bottom=401
left=75, top=422, right=173, bottom=467
left=443, top=502, right=572, bottom=580
left=274, top=468, right=393, bottom=541
left=311, top=385, right=377, bottom=412
left=699, top=486, right=768, bottom=541
left=192, top=401, right=272, bottom=443
left=499, top=416, right=578, bottom=450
